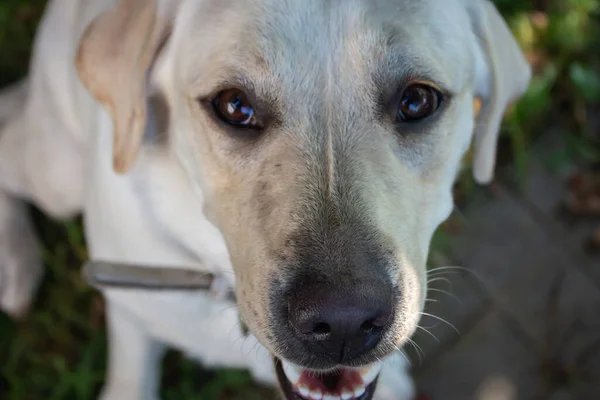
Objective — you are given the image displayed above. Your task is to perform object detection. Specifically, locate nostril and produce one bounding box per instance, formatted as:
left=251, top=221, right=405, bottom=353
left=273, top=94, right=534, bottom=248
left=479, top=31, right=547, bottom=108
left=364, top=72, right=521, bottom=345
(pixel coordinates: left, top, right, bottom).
left=360, top=320, right=381, bottom=334
left=361, top=313, right=391, bottom=333
left=360, top=320, right=373, bottom=332
left=312, top=322, right=331, bottom=336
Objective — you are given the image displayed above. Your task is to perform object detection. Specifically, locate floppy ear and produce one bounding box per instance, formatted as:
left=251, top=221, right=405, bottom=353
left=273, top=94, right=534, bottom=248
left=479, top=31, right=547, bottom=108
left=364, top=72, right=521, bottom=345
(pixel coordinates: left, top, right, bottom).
left=75, top=0, right=171, bottom=174
left=468, top=0, right=532, bottom=184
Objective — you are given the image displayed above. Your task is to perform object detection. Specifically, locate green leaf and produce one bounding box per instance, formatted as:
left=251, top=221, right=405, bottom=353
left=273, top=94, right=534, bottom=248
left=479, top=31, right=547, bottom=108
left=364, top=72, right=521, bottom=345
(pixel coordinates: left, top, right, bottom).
left=569, top=62, right=600, bottom=102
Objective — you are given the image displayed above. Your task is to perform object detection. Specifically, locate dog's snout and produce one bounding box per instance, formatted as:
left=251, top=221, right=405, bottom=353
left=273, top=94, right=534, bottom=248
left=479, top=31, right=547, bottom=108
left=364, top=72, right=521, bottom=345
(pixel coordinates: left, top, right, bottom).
left=287, top=282, right=393, bottom=363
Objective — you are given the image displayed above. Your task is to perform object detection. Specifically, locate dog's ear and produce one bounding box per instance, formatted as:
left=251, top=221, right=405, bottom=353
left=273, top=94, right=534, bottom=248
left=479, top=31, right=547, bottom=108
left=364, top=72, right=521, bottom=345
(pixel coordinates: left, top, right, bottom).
left=467, top=0, right=531, bottom=184
left=75, top=0, right=172, bottom=174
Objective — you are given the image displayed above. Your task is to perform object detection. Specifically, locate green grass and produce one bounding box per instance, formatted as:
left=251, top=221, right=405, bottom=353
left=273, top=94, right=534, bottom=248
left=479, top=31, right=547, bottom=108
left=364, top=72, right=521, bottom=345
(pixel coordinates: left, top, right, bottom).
left=1, top=0, right=599, bottom=399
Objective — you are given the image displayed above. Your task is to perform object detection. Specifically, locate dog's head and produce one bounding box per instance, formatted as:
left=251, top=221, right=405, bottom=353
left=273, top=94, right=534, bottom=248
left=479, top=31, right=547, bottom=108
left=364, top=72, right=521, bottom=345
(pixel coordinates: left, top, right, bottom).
left=76, top=0, right=530, bottom=398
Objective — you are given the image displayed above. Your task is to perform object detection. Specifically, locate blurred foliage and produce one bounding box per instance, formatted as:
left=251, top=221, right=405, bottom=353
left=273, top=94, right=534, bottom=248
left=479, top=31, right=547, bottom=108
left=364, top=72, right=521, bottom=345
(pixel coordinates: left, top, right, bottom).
left=507, top=0, right=600, bottom=168
left=451, top=0, right=600, bottom=200
left=0, top=0, right=46, bottom=82
left=0, top=0, right=599, bottom=399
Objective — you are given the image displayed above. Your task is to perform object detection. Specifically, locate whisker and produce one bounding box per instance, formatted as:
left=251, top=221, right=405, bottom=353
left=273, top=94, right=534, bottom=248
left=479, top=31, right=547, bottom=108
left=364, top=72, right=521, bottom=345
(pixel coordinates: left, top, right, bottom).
left=407, top=338, right=424, bottom=365
left=217, top=303, right=239, bottom=314
left=427, top=287, right=463, bottom=305
left=426, top=271, right=464, bottom=279
left=247, top=339, right=261, bottom=358
left=427, top=277, right=453, bottom=288
left=395, top=346, right=412, bottom=367
left=231, top=334, right=245, bottom=351
left=417, top=325, right=440, bottom=343
left=427, top=266, right=470, bottom=275
left=411, top=338, right=426, bottom=358
left=427, top=265, right=484, bottom=282
left=419, top=312, right=460, bottom=334
left=425, top=298, right=438, bottom=303
left=228, top=321, right=245, bottom=345
left=242, top=334, right=257, bottom=357
left=239, top=334, right=251, bottom=358
left=253, top=341, right=263, bottom=362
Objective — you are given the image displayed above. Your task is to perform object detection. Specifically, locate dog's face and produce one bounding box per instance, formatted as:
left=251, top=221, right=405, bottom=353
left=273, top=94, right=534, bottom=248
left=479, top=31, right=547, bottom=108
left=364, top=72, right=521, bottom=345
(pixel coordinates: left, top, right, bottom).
left=77, top=0, right=530, bottom=398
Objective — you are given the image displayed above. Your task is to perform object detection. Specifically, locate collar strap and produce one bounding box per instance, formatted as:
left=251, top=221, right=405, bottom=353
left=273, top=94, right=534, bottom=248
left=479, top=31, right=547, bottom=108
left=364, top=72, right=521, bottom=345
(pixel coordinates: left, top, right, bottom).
left=82, top=260, right=237, bottom=303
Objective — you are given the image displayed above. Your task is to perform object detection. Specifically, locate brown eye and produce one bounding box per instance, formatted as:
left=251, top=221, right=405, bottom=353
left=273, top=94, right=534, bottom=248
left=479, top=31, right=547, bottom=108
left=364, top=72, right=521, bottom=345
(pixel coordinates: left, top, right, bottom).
left=397, top=84, right=442, bottom=122
left=212, top=89, right=258, bottom=127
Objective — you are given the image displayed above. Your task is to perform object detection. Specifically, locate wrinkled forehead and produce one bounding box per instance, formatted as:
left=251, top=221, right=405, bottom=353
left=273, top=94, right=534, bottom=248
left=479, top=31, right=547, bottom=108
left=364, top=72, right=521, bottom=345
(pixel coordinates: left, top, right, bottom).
left=172, top=0, right=475, bottom=99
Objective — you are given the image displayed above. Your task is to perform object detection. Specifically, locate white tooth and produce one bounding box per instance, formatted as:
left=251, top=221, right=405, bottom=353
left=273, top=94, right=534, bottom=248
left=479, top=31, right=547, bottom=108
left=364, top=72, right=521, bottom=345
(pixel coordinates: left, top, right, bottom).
left=359, top=362, right=383, bottom=386
left=323, top=395, right=339, bottom=400
left=299, top=386, right=311, bottom=398
left=282, top=361, right=303, bottom=385
left=341, top=391, right=353, bottom=400
left=353, top=386, right=366, bottom=398
left=310, top=390, right=323, bottom=400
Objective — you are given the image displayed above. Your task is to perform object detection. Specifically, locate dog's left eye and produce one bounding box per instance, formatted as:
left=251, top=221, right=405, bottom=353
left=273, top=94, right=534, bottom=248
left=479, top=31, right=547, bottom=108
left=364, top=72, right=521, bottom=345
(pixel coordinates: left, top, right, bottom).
left=396, top=83, right=442, bottom=122
left=211, top=89, right=259, bottom=128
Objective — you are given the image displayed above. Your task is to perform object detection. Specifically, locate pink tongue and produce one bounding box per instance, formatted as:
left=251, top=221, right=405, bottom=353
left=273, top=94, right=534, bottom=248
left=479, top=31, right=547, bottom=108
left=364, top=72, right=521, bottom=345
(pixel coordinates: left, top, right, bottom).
left=298, top=369, right=363, bottom=395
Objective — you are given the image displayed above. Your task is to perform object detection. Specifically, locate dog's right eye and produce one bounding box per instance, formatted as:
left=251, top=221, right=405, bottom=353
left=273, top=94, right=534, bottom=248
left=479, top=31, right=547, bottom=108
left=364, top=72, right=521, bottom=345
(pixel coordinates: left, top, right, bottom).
left=211, top=89, right=259, bottom=128
left=395, top=83, right=443, bottom=123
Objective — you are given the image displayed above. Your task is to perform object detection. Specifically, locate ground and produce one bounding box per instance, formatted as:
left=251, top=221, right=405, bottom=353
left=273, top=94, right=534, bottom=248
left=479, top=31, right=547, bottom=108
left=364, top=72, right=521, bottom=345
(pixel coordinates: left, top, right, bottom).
left=0, top=1, right=599, bottom=399
left=412, top=132, right=600, bottom=399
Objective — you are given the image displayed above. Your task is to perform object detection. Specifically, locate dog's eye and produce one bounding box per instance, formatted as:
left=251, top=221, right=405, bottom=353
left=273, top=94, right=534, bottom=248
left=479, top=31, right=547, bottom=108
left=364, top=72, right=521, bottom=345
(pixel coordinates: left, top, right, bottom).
left=397, top=84, right=442, bottom=122
left=212, top=89, right=258, bottom=128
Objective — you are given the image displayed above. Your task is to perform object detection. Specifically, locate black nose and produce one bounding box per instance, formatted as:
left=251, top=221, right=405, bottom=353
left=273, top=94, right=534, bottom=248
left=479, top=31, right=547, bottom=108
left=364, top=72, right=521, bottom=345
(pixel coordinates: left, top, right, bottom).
left=287, top=281, right=393, bottom=363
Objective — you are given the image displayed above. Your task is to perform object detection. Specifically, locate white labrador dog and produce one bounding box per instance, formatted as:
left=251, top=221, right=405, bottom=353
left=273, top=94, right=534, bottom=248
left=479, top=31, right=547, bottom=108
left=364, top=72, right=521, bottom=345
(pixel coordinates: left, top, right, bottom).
left=0, top=0, right=530, bottom=399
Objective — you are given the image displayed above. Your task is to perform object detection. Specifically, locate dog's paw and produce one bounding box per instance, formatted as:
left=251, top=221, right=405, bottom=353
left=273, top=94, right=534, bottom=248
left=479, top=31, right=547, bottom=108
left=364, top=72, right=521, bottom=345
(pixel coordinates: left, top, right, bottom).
left=0, top=192, right=43, bottom=318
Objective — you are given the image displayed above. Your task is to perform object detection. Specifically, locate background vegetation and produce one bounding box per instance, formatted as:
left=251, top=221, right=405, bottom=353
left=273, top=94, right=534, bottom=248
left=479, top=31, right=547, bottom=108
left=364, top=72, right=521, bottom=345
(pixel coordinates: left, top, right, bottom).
left=1, top=0, right=599, bottom=399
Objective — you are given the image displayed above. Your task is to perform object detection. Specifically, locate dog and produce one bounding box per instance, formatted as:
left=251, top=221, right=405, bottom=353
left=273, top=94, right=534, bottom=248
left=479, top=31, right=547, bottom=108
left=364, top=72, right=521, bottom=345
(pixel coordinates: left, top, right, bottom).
left=0, top=0, right=531, bottom=399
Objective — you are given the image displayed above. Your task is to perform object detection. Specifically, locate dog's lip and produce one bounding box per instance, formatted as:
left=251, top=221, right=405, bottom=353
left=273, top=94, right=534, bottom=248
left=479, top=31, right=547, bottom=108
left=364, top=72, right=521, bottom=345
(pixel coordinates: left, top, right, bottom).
left=274, top=358, right=381, bottom=400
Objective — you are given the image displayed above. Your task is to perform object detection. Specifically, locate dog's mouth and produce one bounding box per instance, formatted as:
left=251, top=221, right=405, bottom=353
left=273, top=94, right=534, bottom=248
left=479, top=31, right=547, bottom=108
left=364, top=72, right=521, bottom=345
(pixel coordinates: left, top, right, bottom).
left=275, top=358, right=381, bottom=400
